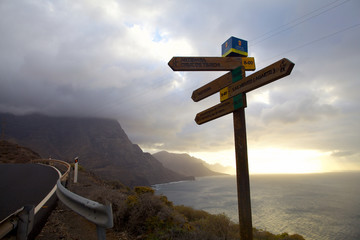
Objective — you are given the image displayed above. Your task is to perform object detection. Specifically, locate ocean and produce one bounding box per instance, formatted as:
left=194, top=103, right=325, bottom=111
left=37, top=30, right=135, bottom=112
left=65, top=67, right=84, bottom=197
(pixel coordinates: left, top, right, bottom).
left=154, top=172, right=360, bottom=240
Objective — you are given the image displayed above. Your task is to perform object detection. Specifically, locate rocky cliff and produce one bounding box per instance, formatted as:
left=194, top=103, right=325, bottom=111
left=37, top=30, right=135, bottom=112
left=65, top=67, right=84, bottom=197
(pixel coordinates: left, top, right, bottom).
left=0, top=113, right=193, bottom=186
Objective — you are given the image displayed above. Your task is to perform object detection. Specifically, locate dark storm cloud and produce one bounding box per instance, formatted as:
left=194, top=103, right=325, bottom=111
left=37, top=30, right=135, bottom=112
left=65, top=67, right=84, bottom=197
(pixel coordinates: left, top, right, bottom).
left=0, top=0, right=359, bottom=169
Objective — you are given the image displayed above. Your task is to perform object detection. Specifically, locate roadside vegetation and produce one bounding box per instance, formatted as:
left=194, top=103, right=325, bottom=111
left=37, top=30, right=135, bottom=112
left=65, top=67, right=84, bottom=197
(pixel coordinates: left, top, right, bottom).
left=109, top=184, right=305, bottom=240
left=0, top=139, right=305, bottom=240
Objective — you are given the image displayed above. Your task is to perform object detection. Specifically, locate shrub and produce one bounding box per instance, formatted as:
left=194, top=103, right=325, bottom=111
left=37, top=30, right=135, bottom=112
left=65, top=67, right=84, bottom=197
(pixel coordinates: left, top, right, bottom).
left=275, top=232, right=305, bottom=240
left=253, top=229, right=306, bottom=240
left=106, top=180, right=128, bottom=192
left=175, top=205, right=210, bottom=221
left=134, top=186, right=155, bottom=195
left=115, top=186, right=190, bottom=239
left=193, top=213, right=233, bottom=240
left=112, top=186, right=305, bottom=240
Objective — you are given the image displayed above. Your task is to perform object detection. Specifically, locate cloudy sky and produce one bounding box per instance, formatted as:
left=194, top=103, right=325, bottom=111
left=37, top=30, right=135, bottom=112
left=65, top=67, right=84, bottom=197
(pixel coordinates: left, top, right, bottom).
left=1, top=0, right=359, bottom=174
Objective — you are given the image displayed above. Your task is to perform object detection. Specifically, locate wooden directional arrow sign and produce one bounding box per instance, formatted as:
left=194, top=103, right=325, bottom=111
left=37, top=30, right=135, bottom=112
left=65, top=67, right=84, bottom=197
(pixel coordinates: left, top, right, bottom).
left=192, top=66, right=244, bottom=102
left=168, top=57, right=255, bottom=71
left=195, top=94, right=246, bottom=125
left=220, top=58, right=295, bottom=102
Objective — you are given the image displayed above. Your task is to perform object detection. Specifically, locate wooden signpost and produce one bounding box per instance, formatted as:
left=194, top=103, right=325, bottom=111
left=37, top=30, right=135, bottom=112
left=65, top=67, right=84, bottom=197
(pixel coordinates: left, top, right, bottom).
left=168, top=36, right=295, bottom=240
left=192, top=66, right=245, bottom=102
left=195, top=93, right=246, bottom=125
left=220, top=58, right=294, bottom=102
left=168, top=56, right=255, bottom=71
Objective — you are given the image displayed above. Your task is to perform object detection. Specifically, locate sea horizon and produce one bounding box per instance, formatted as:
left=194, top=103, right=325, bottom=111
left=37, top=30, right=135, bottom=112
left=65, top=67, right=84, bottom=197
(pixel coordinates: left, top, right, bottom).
left=154, top=172, right=360, bottom=240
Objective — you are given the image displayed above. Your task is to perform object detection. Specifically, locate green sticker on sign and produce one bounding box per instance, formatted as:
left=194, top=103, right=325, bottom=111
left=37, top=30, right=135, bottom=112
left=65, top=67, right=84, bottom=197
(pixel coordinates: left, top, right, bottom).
left=233, top=94, right=245, bottom=110
left=231, top=66, right=243, bottom=83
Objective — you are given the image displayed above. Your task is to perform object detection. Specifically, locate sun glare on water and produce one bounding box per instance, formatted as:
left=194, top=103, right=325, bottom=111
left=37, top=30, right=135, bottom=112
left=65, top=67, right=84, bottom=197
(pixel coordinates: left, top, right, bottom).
left=192, top=148, right=330, bottom=175
left=249, top=148, right=325, bottom=174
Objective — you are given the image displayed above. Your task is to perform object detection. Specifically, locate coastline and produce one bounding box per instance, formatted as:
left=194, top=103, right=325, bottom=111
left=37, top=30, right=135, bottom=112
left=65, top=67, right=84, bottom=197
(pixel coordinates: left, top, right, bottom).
left=154, top=172, right=360, bottom=240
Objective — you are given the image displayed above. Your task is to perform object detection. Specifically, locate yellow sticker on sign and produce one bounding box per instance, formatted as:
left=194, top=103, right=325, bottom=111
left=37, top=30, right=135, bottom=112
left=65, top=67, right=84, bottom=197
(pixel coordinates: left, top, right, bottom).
left=242, top=57, right=255, bottom=71
left=220, top=87, right=229, bottom=102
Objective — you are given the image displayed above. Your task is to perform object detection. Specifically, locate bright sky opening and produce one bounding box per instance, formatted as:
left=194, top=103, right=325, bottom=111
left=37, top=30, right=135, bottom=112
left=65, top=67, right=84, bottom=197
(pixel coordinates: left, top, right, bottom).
left=1, top=0, right=359, bottom=174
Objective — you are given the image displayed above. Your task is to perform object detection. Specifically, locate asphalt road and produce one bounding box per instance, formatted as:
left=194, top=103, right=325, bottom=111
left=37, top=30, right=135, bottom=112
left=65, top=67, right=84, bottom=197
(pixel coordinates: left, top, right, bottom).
left=0, top=163, right=60, bottom=222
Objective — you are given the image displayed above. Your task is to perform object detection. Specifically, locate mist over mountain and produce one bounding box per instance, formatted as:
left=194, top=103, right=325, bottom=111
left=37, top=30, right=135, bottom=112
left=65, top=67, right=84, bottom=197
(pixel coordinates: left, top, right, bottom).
left=153, top=151, right=226, bottom=177
left=0, top=113, right=193, bottom=186
left=203, top=162, right=236, bottom=175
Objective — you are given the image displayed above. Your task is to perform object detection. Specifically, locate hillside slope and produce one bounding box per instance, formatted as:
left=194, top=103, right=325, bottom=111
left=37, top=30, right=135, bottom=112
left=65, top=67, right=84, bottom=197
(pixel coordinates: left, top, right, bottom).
left=0, top=140, right=40, bottom=163
left=0, top=113, right=193, bottom=186
left=153, top=151, right=225, bottom=177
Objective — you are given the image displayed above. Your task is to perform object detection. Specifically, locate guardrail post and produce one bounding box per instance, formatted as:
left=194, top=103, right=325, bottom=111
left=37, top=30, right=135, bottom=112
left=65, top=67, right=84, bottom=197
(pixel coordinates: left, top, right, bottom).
left=56, top=180, right=113, bottom=240
left=74, top=157, right=78, bottom=183
left=16, top=205, right=34, bottom=240
left=97, top=226, right=106, bottom=240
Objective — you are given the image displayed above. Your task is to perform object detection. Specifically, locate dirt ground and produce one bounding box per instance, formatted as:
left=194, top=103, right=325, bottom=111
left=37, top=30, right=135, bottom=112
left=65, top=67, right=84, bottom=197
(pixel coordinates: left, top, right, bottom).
left=36, top=169, right=130, bottom=240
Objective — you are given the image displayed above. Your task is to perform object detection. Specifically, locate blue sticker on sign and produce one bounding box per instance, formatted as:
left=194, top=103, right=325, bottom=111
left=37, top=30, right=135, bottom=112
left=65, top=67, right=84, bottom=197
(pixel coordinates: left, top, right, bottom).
left=222, top=36, right=248, bottom=57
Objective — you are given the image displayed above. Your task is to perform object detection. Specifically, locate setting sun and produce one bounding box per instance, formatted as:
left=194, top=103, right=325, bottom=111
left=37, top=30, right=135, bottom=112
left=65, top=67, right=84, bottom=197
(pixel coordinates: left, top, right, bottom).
left=191, top=148, right=332, bottom=175
left=249, top=148, right=325, bottom=174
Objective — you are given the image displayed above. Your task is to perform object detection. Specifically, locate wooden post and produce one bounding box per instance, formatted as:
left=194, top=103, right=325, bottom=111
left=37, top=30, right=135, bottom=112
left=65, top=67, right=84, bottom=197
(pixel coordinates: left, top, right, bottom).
left=233, top=71, right=253, bottom=239
left=74, top=157, right=78, bottom=183
left=168, top=36, right=294, bottom=240
left=1, top=117, right=6, bottom=140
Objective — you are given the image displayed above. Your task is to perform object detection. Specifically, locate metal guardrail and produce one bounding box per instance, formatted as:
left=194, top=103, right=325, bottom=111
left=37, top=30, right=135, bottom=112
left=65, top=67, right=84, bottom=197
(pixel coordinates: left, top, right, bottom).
left=0, top=206, right=34, bottom=240
left=31, top=159, right=71, bottom=181
left=0, top=207, right=23, bottom=239
left=0, top=159, right=114, bottom=240
left=0, top=158, right=64, bottom=240
left=56, top=180, right=113, bottom=240
left=32, top=159, right=114, bottom=239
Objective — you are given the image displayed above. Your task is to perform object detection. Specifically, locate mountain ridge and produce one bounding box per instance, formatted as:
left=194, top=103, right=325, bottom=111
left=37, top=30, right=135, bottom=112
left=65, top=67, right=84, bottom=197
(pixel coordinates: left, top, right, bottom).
left=0, top=112, right=194, bottom=186
left=153, top=151, right=226, bottom=177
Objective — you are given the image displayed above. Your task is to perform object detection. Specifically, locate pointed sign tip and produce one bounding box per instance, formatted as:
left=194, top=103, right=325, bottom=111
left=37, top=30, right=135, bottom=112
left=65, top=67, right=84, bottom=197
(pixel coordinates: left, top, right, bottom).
left=168, top=57, right=175, bottom=71
left=191, top=92, right=199, bottom=102
left=195, top=114, right=206, bottom=125
left=284, top=58, right=295, bottom=65
left=283, top=58, right=295, bottom=75
left=289, top=60, right=295, bottom=73
left=194, top=116, right=200, bottom=125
